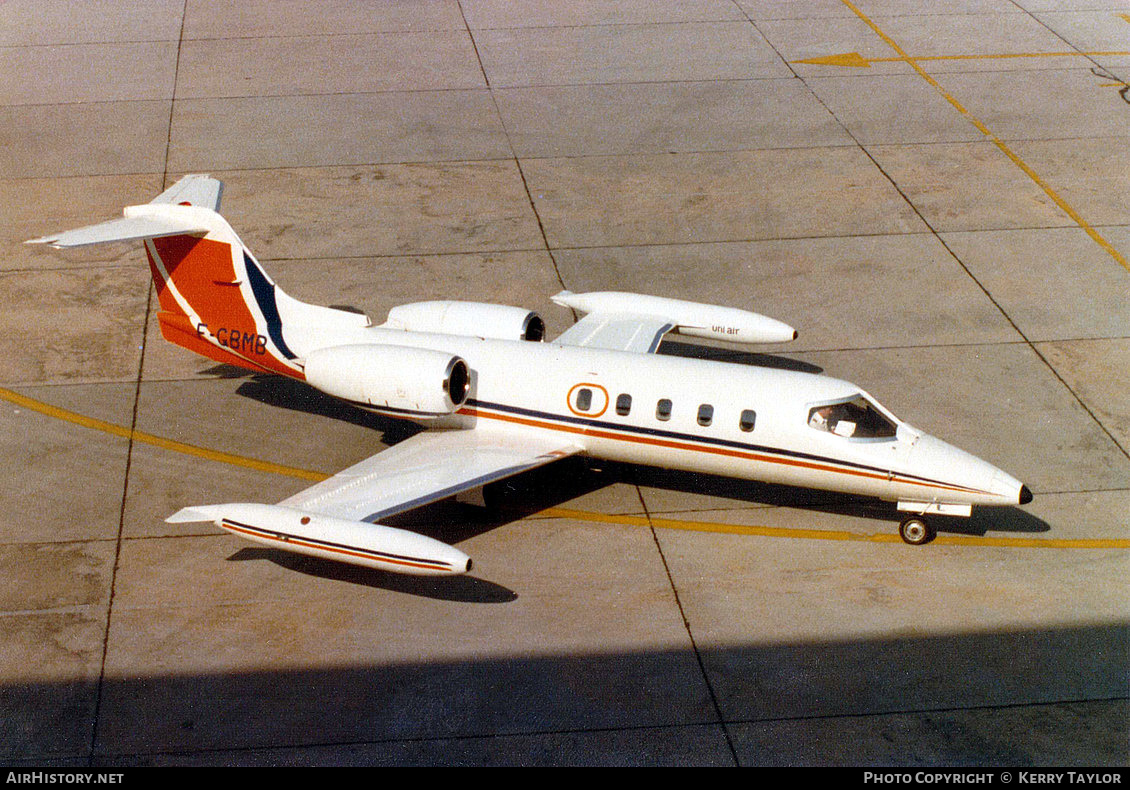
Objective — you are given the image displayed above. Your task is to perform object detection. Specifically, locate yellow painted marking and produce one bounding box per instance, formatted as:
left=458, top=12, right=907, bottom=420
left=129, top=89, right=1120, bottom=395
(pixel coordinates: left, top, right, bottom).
left=542, top=508, right=1130, bottom=549
left=1120, top=14, right=1130, bottom=24
left=0, top=386, right=327, bottom=482
left=835, top=0, right=1129, bottom=273
left=2, top=385, right=1126, bottom=550
left=798, top=52, right=873, bottom=68
left=795, top=50, right=1130, bottom=68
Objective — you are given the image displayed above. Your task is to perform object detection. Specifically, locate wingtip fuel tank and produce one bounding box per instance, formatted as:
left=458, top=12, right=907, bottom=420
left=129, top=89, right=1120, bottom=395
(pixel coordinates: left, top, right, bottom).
left=552, top=290, right=797, bottom=344
left=168, top=503, right=472, bottom=576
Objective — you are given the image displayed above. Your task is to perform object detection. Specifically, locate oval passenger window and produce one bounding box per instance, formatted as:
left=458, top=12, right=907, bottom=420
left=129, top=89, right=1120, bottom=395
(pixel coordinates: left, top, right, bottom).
left=576, top=388, right=593, bottom=412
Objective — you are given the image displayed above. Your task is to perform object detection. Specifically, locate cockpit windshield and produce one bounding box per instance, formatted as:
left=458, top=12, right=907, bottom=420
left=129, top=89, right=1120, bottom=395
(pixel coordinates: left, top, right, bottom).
left=807, top=395, right=898, bottom=439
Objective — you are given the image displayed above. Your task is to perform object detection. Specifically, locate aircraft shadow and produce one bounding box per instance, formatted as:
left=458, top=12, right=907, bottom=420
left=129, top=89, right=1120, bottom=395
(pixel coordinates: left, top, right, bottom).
left=232, top=373, right=421, bottom=444
left=386, top=459, right=1049, bottom=547
left=625, top=465, right=1051, bottom=537
left=11, top=622, right=1127, bottom=765
left=389, top=457, right=610, bottom=526
left=225, top=547, right=517, bottom=603
left=657, top=340, right=824, bottom=373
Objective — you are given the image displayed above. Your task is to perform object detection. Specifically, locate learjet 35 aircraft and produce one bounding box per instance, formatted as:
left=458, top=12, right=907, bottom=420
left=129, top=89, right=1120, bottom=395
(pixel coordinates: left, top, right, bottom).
left=29, top=176, right=1032, bottom=576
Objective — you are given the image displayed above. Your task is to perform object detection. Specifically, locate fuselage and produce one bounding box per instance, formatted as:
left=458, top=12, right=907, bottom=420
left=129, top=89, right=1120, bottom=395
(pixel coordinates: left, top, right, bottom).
left=287, top=323, right=1027, bottom=512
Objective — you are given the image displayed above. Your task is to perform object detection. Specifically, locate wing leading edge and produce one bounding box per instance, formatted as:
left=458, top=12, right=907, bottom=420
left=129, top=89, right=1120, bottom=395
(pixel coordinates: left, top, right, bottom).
left=279, top=428, right=583, bottom=523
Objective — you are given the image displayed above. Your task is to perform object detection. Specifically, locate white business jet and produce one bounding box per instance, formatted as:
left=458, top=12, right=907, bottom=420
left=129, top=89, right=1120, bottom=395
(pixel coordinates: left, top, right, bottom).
left=29, top=176, right=1032, bottom=575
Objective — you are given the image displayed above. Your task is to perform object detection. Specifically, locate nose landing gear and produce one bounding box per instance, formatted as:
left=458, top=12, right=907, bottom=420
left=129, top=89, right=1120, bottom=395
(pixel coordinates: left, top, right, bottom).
left=899, top=516, right=935, bottom=545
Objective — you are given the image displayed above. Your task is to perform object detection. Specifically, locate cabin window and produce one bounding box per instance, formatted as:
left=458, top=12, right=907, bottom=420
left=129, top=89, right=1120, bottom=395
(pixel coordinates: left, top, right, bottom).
left=739, top=409, right=756, bottom=432
left=656, top=398, right=672, bottom=421
left=576, top=388, right=593, bottom=412
left=807, top=396, right=897, bottom=439
left=616, top=393, right=632, bottom=416
left=697, top=404, right=714, bottom=427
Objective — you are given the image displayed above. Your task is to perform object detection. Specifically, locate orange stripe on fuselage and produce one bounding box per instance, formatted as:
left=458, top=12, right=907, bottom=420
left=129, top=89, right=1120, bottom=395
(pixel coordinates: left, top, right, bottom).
left=459, top=404, right=986, bottom=498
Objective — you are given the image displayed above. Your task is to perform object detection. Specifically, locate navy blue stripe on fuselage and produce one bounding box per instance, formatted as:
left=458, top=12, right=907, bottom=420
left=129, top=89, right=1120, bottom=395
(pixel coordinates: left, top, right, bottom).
left=243, top=251, right=297, bottom=360
left=464, top=398, right=984, bottom=495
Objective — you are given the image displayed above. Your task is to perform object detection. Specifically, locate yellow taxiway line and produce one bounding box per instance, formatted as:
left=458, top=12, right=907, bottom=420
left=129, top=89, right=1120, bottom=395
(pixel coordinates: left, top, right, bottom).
left=3, top=385, right=1127, bottom=550
left=0, top=385, right=326, bottom=482
left=824, top=1, right=1129, bottom=274
left=795, top=51, right=1130, bottom=68
left=541, top=507, right=1129, bottom=549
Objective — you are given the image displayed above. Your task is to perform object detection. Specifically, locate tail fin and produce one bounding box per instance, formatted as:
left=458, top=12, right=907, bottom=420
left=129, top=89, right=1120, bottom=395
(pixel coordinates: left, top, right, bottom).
left=27, top=175, right=369, bottom=378
left=149, top=172, right=224, bottom=212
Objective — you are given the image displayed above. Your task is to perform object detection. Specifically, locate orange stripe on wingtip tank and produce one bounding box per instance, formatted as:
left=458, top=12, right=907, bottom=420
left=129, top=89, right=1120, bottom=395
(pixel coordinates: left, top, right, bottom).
left=221, top=521, right=452, bottom=572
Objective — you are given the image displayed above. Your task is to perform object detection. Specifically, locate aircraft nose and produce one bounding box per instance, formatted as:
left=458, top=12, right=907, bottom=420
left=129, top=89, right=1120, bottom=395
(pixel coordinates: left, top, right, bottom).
left=987, top=467, right=1029, bottom=506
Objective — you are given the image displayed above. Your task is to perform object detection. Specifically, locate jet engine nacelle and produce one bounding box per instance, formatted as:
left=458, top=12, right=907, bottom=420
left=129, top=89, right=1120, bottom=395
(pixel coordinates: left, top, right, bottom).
left=303, top=344, right=470, bottom=418
left=382, top=301, right=546, bottom=342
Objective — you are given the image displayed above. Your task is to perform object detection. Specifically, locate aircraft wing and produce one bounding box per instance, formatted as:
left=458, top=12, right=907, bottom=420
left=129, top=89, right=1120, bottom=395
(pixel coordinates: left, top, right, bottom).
left=552, top=312, right=675, bottom=354
left=278, top=428, right=583, bottom=523
left=550, top=290, right=796, bottom=353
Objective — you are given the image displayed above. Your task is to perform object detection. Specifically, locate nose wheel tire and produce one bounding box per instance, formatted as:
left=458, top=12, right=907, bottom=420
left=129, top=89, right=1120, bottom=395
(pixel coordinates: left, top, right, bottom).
left=899, top=516, right=935, bottom=545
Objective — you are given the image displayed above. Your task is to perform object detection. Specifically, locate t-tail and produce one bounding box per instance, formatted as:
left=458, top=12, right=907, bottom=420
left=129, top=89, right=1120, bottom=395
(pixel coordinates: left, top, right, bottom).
left=26, top=174, right=369, bottom=379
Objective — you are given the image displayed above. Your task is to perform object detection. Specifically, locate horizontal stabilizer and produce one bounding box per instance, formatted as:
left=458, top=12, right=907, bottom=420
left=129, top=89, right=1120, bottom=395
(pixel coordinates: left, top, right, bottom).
left=169, top=502, right=472, bottom=576
left=167, top=506, right=217, bottom=523
left=26, top=214, right=210, bottom=248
